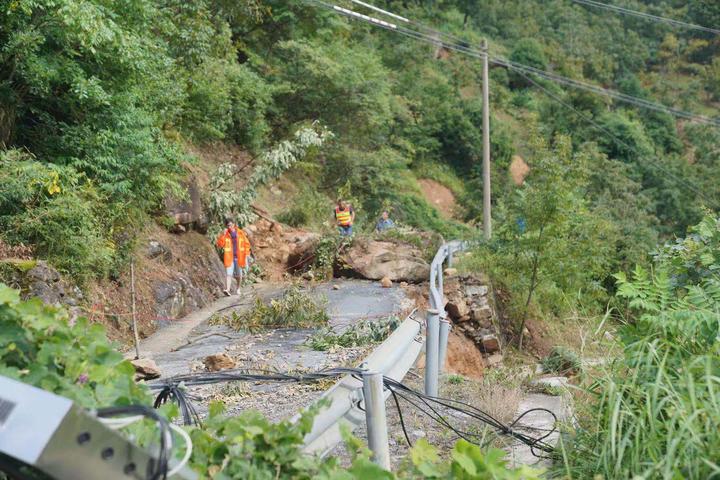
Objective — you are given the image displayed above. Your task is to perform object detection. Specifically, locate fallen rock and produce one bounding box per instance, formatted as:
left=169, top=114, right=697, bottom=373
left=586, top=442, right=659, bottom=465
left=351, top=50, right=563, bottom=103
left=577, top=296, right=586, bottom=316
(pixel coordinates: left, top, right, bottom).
left=481, top=334, right=501, bottom=353
left=486, top=353, right=503, bottom=367
left=147, top=240, right=171, bottom=260
left=27, top=262, right=61, bottom=283
left=443, top=267, right=458, bottom=277
left=131, top=358, right=161, bottom=380
left=340, top=240, right=430, bottom=282
left=445, top=291, right=470, bottom=319
left=332, top=284, right=340, bottom=290
left=471, top=305, right=493, bottom=324
left=464, top=285, right=488, bottom=297
left=380, top=276, right=392, bottom=288
left=204, top=353, right=236, bottom=371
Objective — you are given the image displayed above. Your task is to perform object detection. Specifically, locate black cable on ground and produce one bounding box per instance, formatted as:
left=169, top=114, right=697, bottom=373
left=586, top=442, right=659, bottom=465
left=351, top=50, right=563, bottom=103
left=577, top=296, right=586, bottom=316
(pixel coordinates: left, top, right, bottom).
left=382, top=377, right=557, bottom=457
left=149, top=366, right=557, bottom=458
left=154, top=384, right=202, bottom=427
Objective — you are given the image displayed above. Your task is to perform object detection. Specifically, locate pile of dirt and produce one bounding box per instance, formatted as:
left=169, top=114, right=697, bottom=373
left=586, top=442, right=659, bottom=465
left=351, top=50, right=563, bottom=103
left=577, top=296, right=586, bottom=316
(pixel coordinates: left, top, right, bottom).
left=509, top=155, right=530, bottom=186
left=246, top=216, right=319, bottom=282
left=418, top=178, right=457, bottom=219
left=445, top=330, right=486, bottom=379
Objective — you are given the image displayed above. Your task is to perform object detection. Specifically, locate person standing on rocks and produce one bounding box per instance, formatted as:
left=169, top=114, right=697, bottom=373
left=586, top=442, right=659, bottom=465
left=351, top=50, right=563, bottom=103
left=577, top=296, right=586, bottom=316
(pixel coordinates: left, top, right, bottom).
left=375, top=210, right=395, bottom=232
left=216, top=217, right=250, bottom=296
left=334, top=199, right=355, bottom=237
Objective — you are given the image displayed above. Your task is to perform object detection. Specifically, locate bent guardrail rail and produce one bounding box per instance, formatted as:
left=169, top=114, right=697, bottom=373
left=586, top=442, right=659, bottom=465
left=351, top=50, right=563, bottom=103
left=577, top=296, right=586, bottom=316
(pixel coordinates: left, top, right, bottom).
left=298, top=240, right=470, bottom=460
left=298, top=308, right=422, bottom=456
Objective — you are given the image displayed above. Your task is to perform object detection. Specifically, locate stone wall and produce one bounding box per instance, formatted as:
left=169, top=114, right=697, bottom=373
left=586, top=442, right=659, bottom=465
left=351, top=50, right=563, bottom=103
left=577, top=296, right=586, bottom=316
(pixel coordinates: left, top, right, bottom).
left=443, top=271, right=503, bottom=365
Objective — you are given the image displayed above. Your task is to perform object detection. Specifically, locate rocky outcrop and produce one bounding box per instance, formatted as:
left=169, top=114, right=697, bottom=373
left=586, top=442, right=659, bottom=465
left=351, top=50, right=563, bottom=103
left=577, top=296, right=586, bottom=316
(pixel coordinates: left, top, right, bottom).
left=443, top=273, right=503, bottom=366
left=153, top=275, right=208, bottom=324
left=340, top=239, right=430, bottom=282
left=0, top=259, right=82, bottom=310
left=164, top=175, right=209, bottom=233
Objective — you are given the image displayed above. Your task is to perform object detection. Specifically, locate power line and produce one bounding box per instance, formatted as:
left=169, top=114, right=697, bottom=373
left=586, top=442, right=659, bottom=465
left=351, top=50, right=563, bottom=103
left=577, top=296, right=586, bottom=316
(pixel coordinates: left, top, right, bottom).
left=312, top=0, right=720, bottom=128
left=510, top=67, right=717, bottom=207
left=305, top=0, right=718, bottom=208
left=569, top=0, right=720, bottom=36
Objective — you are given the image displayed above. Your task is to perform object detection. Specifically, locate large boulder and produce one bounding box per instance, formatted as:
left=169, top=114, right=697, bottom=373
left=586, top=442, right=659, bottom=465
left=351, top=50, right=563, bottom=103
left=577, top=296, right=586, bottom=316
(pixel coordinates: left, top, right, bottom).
left=340, top=240, right=430, bottom=282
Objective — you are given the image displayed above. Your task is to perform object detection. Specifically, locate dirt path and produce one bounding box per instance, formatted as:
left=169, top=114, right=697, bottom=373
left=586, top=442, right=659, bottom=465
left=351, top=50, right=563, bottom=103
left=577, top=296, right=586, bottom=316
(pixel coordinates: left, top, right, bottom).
left=418, top=179, right=457, bottom=219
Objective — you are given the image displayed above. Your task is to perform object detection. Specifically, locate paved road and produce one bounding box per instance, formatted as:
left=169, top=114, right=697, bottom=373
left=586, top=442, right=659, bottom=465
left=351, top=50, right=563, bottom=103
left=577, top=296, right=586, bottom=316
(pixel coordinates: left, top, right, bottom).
left=138, top=279, right=408, bottom=378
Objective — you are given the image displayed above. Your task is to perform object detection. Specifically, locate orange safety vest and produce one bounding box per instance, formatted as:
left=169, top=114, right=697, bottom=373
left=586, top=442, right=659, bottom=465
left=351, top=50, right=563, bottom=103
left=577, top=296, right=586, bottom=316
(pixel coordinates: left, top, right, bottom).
left=335, top=206, right=353, bottom=226
left=216, top=228, right=250, bottom=267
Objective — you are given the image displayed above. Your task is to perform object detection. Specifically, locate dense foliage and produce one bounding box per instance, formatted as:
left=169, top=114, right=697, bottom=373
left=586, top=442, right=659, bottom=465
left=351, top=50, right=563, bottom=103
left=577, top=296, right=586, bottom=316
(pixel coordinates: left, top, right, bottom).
left=3, top=0, right=718, bottom=287
left=557, top=215, right=720, bottom=479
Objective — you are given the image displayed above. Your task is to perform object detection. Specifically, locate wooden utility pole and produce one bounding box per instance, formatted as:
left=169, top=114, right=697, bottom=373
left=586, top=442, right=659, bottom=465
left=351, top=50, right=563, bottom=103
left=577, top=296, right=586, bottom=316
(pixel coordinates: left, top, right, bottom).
left=482, top=39, right=492, bottom=240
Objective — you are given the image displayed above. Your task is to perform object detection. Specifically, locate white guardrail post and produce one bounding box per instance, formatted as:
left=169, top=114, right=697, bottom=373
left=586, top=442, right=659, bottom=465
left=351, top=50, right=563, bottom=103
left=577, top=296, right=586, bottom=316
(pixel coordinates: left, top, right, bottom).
left=438, top=314, right=450, bottom=373
left=362, top=371, right=391, bottom=470
left=424, top=308, right=440, bottom=397
left=298, top=241, right=468, bottom=459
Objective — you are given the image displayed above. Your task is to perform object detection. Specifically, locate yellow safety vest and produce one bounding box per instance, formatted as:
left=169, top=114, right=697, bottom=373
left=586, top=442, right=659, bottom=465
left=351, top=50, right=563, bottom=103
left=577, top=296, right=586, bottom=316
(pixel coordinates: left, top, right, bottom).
left=335, top=207, right=352, bottom=226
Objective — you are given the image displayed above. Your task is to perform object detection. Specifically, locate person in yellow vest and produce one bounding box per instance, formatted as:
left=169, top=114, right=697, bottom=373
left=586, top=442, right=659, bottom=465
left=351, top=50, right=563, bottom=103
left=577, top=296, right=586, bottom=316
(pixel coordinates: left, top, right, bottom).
left=215, top=217, right=251, bottom=296
left=334, top=199, right=355, bottom=236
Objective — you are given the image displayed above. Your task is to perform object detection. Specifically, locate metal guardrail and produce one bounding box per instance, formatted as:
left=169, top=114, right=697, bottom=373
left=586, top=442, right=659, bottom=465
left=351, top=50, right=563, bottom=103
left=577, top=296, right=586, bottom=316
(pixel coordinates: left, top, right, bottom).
left=298, top=308, right=422, bottom=456
left=299, top=240, right=468, bottom=462
left=426, top=240, right=467, bottom=396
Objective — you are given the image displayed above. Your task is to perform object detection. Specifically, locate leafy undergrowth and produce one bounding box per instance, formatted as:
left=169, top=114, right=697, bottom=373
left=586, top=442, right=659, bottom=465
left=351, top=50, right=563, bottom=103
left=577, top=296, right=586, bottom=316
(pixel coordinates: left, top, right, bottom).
left=210, top=285, right=329, bottom=331
left=0, top=283, right=543, bottom=479
left=557, top=215, right=720, bottom=479
left=307, top=315, right=400, bottom=351
left=541, top=346, right=582, bottom=376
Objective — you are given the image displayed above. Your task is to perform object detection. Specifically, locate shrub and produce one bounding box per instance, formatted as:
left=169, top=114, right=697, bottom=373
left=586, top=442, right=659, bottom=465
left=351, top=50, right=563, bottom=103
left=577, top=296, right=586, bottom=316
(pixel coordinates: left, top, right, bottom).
left=509, top=38, right=548, bottom=89
left=0, top=152, right=114, bottom=283
left=541, top=347, right=581, bottom=376
left=211, top=285, right=329, bottom=331
left=307, top=315, right=400, bottom=351
left=276, top=186, right=331, bottom=229
left=558, top=215, right=720, bottom=479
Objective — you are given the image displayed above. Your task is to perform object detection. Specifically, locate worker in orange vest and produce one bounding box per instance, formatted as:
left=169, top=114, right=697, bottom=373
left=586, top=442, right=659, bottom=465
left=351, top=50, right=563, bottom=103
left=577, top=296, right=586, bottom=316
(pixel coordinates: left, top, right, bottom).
left=216, top=217, right=251, bottom=296
left=334, top=199, right=355, bottom=236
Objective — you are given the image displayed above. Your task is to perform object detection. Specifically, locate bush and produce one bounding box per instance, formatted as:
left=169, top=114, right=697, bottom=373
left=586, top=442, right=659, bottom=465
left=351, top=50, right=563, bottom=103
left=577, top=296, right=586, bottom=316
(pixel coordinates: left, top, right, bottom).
left=307, top=315, right=400, bottom=351
left=558, top=215, right=720, bottom=479
left=210, top=285, right=329, bottom=331
left=0, top=152, right=114, bottom=283
left=509, top=38, right=548, bottom=89
left=541, top=346, right=581, bottom=375
left=276, top=186, right=331, bottom=229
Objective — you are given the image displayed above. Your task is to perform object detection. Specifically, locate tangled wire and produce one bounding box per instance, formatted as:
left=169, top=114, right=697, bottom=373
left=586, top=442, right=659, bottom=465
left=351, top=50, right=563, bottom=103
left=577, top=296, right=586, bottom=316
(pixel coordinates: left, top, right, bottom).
left=149, top=367, right=557, bottom=458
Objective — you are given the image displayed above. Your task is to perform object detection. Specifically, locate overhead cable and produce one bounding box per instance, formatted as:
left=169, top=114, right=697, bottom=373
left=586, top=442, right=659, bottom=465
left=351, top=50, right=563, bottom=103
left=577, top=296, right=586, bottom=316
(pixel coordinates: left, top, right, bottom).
left=569, top=0, right=720, bottom=36
left=309, top=0, right=720, bottom=128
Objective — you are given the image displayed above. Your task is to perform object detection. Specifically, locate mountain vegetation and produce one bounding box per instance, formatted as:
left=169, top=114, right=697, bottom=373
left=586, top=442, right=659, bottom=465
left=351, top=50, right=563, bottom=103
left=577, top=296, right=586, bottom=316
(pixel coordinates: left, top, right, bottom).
left=1, top=0, right=719, bottom=478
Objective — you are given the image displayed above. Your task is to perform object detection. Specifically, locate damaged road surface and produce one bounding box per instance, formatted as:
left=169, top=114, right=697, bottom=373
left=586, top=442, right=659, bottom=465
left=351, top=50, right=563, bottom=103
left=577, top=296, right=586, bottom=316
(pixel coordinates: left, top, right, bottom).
left=135, top=279, right=411, bottom=422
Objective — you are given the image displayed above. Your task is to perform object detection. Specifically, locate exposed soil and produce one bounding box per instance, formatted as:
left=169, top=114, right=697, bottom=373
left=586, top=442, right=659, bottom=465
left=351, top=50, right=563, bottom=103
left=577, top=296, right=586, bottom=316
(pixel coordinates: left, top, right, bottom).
left=418, top=178, right=457, bottom=219
left=445, top=330, right=485, bottom=379
left=0, top=238, right=33, bottom=260
left=509, top=155, right=530, bottom=186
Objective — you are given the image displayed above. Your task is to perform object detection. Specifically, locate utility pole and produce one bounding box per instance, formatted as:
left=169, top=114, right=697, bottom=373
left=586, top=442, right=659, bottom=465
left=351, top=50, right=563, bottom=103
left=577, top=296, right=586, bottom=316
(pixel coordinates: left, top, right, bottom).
left=482, top=38, right=492, bottom=240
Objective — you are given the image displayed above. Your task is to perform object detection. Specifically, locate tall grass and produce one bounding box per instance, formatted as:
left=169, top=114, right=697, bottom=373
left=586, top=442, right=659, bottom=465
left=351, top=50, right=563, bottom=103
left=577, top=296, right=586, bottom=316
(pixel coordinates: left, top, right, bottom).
left=557, top=269, right=720, bottom=479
